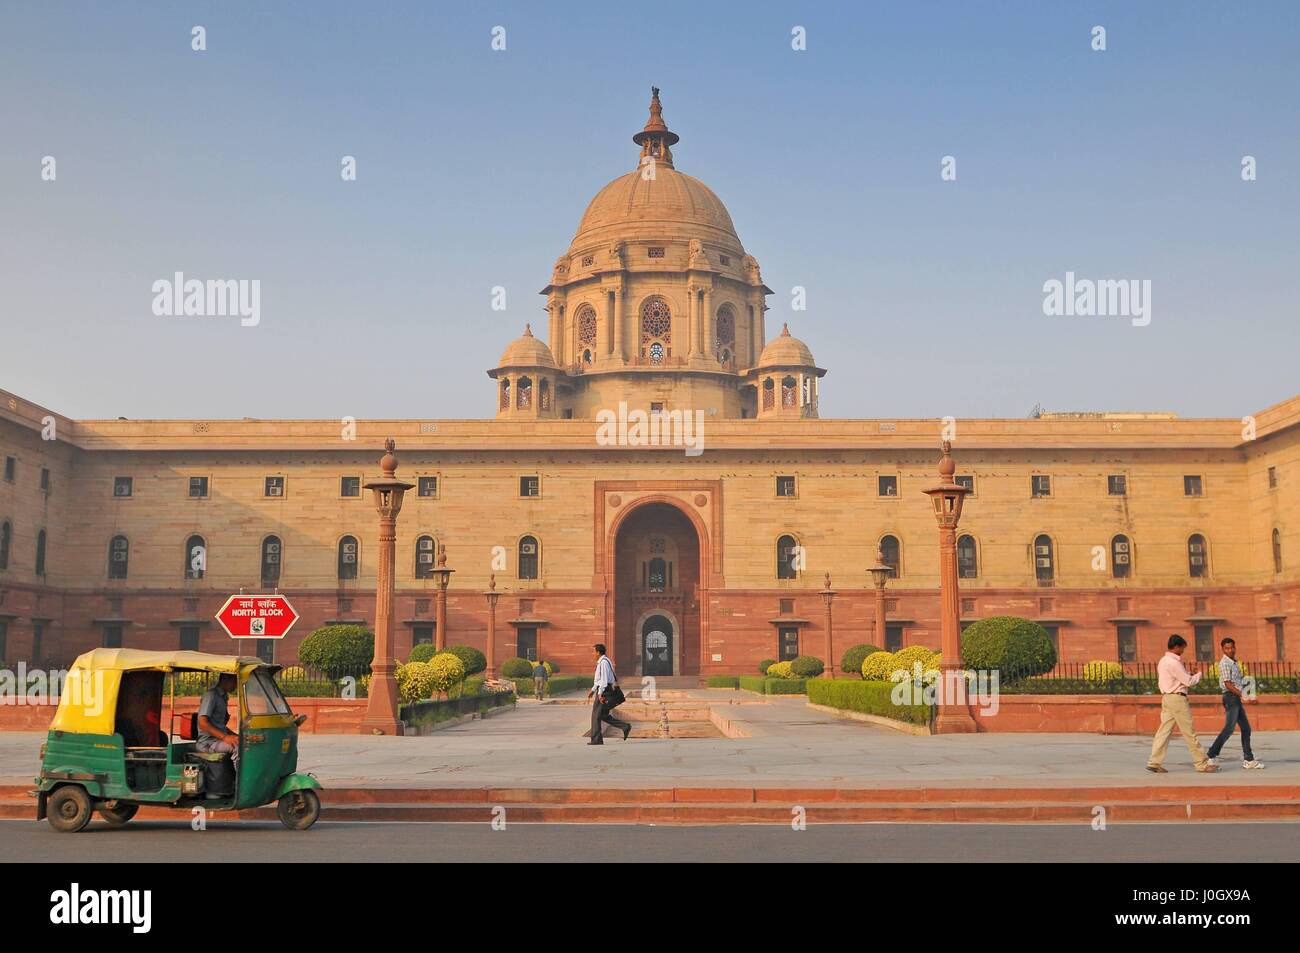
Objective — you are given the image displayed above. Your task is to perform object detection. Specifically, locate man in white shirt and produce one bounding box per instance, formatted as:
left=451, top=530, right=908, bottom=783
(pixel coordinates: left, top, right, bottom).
left=586, top=643, right=631, bottom=745
left=1147, top=635, right=1218, bottom=773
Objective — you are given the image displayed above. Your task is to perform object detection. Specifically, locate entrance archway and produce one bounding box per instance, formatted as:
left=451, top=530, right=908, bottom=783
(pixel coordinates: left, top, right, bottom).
left=612, top=501, right=702, bottom=675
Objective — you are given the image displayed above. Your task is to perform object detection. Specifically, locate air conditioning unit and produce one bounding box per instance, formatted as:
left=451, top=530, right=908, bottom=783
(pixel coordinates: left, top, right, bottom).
left=1115, top=553, right=1130, bottom=564
left=1115, top=541, right=1129, bottom=553
left=267, top=485, right=283, bottom=497
left=1035, top=545, right=1050, bottom=556
left=521, top=543, right=537, bottom=555
left=1191, top=555, right=1204, bottom=566
left=1189, top=543, right=1204, bottom=554
left=114, top=485, right=130, bottom=496
left=112, top=552, right=127, bottom=562
left=113, top=539, right=128, bottom=550
left=418, top=553, right=433, bottom=564
left=265, top=553, right=280, bottom=564
left=266, top=543, right=280, bottom=554
left=342, top=542, right=357, bottom=554
left=418, top=538, right=434, bottom=551
left=1036, top=558, right=1052, bottom=568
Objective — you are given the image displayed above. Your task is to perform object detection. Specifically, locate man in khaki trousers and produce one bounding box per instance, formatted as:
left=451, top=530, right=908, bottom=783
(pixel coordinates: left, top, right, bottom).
left=1147, top=634, right=1219, bottom=773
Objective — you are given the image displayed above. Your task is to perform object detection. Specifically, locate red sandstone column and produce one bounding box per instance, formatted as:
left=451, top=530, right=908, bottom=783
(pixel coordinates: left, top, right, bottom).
left=431, top=545, right=454, bottom=651
left=360, top=440, right=413, bottom=736
left=484, top=575, right=499, bottom=680
left=820, top=573, right=836, bottom=678
left=925, top=441, right=977, bottom=734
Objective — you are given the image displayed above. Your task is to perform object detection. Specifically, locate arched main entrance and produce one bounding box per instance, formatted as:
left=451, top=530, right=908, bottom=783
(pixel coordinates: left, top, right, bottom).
left=612, top=502, right=702, bottom=676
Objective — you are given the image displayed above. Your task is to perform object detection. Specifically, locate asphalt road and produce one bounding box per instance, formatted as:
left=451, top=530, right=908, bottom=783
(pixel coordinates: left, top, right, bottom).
left=3, top=819, right=1297, bottom=862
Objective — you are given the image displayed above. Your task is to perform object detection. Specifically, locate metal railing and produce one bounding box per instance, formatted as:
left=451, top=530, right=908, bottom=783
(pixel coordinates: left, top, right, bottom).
left=998, top=660, right=1300, bottom=695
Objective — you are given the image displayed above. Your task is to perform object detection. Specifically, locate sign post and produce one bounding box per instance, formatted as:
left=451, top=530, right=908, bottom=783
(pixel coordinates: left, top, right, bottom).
left=214, top=594, right=300, bottom=641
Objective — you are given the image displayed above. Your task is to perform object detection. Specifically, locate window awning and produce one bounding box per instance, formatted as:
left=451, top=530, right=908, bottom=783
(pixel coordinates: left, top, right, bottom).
left=1184, top=615, right=1227, bottom=624
left=1105, top=617, right=1150, bottom=625
left=767, top=618, right=813, bottom=626
left=167, top=618, right=212, bottom=627
left=506, top=618, right=551, bottom=627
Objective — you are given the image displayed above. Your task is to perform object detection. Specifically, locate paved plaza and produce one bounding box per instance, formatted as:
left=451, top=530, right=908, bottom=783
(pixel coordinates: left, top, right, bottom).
left=4, top=691, right=1295, bottom=790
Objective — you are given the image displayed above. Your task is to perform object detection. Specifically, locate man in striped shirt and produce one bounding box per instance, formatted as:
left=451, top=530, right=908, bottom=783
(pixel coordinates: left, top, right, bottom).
left=1206, top=637, right=1264, bottom=769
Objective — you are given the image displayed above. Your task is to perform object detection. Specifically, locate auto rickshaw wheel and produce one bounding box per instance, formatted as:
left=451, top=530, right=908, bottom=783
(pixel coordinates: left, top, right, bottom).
left=98, top=801, right=140, bottom=827
left=276, top=789, right=320, bottom=830
left=47, top=786, right=93, bottom=833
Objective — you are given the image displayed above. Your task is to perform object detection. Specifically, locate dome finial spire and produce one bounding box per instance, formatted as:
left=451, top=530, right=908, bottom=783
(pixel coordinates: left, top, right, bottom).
left=632, top=86, right=679, bottom=169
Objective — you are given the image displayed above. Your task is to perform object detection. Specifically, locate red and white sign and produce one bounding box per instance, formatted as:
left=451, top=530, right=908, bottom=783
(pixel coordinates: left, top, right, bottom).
left=214, top=594, right=300, bottom=640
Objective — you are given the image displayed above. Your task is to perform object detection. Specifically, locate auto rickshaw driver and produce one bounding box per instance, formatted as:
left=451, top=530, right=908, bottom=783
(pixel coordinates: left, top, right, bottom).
left=196, top=673, right=240, bottom=763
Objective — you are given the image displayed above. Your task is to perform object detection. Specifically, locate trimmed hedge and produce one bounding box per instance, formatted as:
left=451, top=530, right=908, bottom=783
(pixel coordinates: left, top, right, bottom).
left=500, top=657, right=534, bottom=679
left=408, top=643, right=437, bottom=664
left=764, top=677, right=807, bottom=695
left=707, top=675, right=740, bottom=689
left=961, top=616, right=1056, bottom=677
left=806, top=677, right=931, bottom=726
left=840, top=644, right=882, bottom=677
left=509, top=673, right=589, bottom=697
left=443, top=644, right=487, bottom=677
left=758, top=658, right=776, bottom=675
left=297, top=624, right=373, bottom=680
left=790, top=655, right=825, bottom=678
left=739, top=675, right=769, bottom=694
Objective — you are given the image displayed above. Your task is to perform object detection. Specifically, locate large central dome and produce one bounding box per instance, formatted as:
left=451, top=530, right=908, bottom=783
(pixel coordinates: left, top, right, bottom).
left=571, top=167, right=739, bottom=251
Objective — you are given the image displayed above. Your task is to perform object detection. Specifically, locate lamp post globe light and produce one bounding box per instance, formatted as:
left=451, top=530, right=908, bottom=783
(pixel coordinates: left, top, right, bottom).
left=819, top=572, right=837, bottom=678
left=866, top=549, right=892, bottom=651
left=360, top=439, right=414, bottom=736
left=921, top=440, right=977, bottom=734
left=430, top=544, right=455, bottom=651
left=484, top=574, right=500, bottom=682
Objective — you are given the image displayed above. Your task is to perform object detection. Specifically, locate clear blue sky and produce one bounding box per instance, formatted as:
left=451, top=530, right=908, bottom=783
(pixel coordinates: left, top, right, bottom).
left=2, top=1, right=1296, bottom=421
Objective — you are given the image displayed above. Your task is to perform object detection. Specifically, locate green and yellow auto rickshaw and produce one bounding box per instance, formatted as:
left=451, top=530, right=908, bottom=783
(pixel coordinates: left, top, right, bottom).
left=34, top=649, right=322, bottom=832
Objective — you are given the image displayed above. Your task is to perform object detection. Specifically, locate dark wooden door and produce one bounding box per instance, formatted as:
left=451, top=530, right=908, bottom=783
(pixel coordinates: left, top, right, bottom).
left=642, top=616, right=673, bottom=676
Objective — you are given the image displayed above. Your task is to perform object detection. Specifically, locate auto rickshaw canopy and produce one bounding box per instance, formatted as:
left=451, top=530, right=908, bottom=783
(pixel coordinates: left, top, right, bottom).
left=50, top=649, right=268, bottom=735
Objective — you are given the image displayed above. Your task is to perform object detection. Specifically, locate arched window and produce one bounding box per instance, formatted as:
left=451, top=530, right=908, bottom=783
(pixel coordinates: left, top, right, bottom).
left=776, top=534, right=800, bottom=579
left=715, top=304, right=735, bottom=361
left=582, top=348, right=592, bottom=365
left=108, top=535, right=129, bottom=579
left=762, top=378, right=775, bottom=410
left=640, top=296, right=672, bottom=363
left=184, top=534, right=206, bottom=580
left=1272, top=528, right=1282, bottom=573
left=880, top=535, right=901, bottom=578
left=518, top=535, right=539, bottom=580
left=648, top=557, right=667, bottom=592
left=0, top=520, right=10, bottom=570
left=781, top=376, right=798, bottom=407
left=1188, top=534, right=1207, bottom=578
left=516, top=376, right=532, bottom=409
left=957, top=534, right=977, bottom=579
left=35, top=529, right=46, bottom=576
left=576, top=305, right=597, bottom=348
left=1033, top=535, right=1054, bottom=583
left=338, top=536, right=359, bottom=580
left=1111, top=534, right=1131, bottom=578
left=499, top=378, right=510, bottom=411
left=260, top=536, right=282, bottom=587
left=415, top=535, right=436, bottom=579
left=539, top=378, right=551, bottom=411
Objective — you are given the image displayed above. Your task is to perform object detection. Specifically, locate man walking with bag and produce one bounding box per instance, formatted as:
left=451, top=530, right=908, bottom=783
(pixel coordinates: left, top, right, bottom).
left=1206, top=637, right=1265, bottom=770
left=586, top=643, right=631, bottom=745
left=1147, top=635, right=1219, bottom=773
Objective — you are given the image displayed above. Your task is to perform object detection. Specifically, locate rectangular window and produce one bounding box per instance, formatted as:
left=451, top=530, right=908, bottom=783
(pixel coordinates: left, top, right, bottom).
left=1116, top=625, right=1137, bottom=662
left=255, top=639, right=275, bottom=664
left=775, top=476, right=796, bottom=497
left=1042, top=625, right=1060, bottom=657
left=519, top=476, right=540, bottom=498
left=517, top=626, right=538, bottom=662
left=955, top=475, right=974, bottom=494
left=188, top=476, right=209, bottom=498
left=1194, top=625, right=1215, bottom=663
left=32, top=622, right=43, bottom=661
left=1031, top=475, right=1051, bottom=498
left=3, top=457, right=14, bottom=482
left=878, top=475, right=898, bottom=497
left=413, top=625, right=434, bottom=646
left=418, top=476, right=438, bottom=498
left=103, top=624, right=124, bottom=649
left=885, top=624, right=904, bottom=653
left=179, top=625, right=200, bottom=652
left=1276, top=621, right=1286, bottom=661
left=113, top=476, right=133, bottom=498
left=264, top=476, right=285, bottom=497
left=1184, top=475, right=1203, bottom=497
left=650, top=402, right=665, bottom=415
left=1267, top=466, right=1277, bottom=489
left=40, top=468, right=50, bottom=492
left=719, top=255, right=731, bottom=266
left=340, top=476, right=361, bottom=498
left=1107, top=474, right=1127, bottom=496
left=778, top=627, right=800, bottom=662
left=779, top=598, right=795, bottom=615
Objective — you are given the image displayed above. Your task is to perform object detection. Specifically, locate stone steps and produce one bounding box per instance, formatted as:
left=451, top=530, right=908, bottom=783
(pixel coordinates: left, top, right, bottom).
left=7, top=783, right=1299, bottom=824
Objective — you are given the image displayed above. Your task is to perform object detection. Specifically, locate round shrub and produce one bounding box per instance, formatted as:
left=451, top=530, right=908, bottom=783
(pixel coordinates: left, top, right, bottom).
left=861, top=651, right=897, bottom=681
left=767, top=660, right=796, bottom=679
left=960, top=616, right=1057, bottom=677
left=408, top=643, right=437, bottom=664
left=1083, top=660, right=1124, bottom=683
left=427, top=653, right=466, bottom=695
left=758, top=658, right=777, bottom=675
left=396, top=661, right=435, bottom=703
left=546, top=661, right=558, bottom=674
left=790, top=655, right=825, bottom=678
left=297, top=624, right=374, bottom=680
left=500, top=657, right=534, bottom=679
left=891, top=645, right=939, bottom=678
left=840, top=644, right=882, bottom=676
left=444, top=644, right=487, bottom=677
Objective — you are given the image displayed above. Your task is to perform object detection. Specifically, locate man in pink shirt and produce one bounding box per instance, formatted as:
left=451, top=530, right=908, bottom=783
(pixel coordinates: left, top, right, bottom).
left=1147, top=635, right=1218, bottom=773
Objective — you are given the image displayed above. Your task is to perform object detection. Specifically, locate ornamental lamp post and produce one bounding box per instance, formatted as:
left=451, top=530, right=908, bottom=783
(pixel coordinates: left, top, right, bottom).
left=430, top=544, right=455, bottom=651
left=819, top=573, right=837, bottom=678
left=483, top=574, right=500, bottom=681
left=360, top=439, right=414, bottom=736
left=922, top=440, right=978, bottom=733
left=866, top=549, right=892, bottom=651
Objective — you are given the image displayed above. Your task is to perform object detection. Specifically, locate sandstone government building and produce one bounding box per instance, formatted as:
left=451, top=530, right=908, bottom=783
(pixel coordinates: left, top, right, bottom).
left=1, top=92, right=1297, bottom=678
